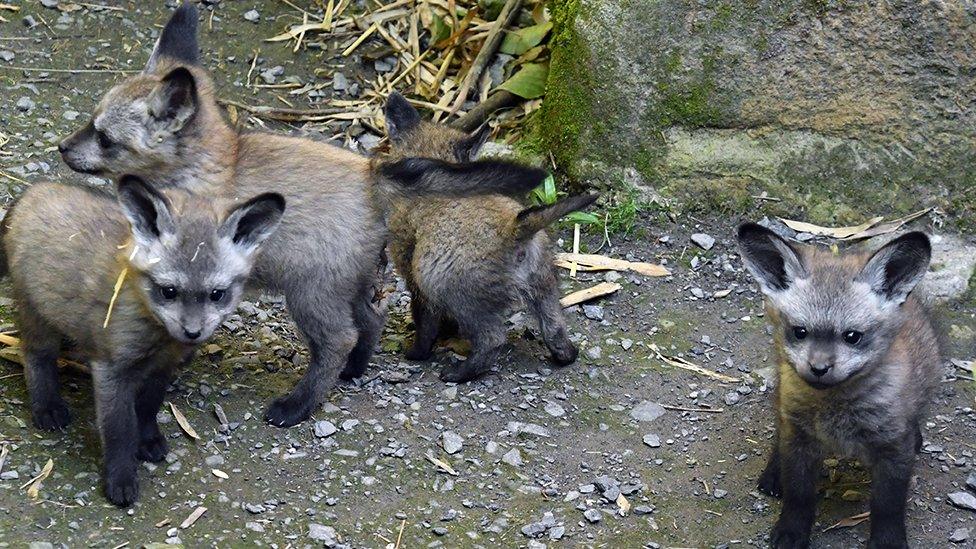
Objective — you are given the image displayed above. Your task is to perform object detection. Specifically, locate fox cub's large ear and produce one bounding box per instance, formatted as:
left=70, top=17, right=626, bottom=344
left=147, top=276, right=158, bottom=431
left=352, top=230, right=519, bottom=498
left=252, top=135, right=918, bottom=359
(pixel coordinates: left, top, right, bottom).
left=145, top=2, right=200, bottom=73
left=858, top=232, right=931, bottom=304
left=149, top=67, right=198, bottom=134
left=219, top=193, right=286, bottom=254
left=384, top=92, right=421, bottom=142
left=454, top=123, right=492, bottom=162
left=117, top=175, right=177, bottom=246
left=736, top=223, right=808, bottom=295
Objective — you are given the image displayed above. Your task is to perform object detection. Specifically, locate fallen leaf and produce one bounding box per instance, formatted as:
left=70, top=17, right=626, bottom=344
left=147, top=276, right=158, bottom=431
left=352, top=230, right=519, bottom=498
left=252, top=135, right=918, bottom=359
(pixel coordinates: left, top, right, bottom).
left=22, top=458, right=53, bottom=500
left=560, top=282, right=621, bottom=307
left=497, top=63, right=549, bottom=99
left=823, top=511, right=870, bottom=532
left=843, top=208, right=932, bottom=240
left=180, top=506, right=207, bottom=529
left=500, top=22, right=552, bottom=56
left=555, top=253, right=670, bottom=277
left=779, top=217, right=883, bottom=239
left=212, top=469, right=228, bottom=479
left=713, top=289, right=733, bottom=298
left=169, top=402, right=200, bottom=440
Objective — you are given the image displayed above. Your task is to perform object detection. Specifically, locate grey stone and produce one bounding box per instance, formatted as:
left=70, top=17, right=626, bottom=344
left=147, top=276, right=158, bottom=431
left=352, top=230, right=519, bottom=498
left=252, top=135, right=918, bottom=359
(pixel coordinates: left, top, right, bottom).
left=308, top=523, right=338, bottom=545
left=204, top=455, right=224, bottom=467
left=243, top=10, right=260, bottom=22
left=967, top=471, right=976, bottom=492
left=724, top=392, right=741, bottom=406
left=949, top=528, right=970, bottom=544
left=442, top=431, right=463, bottom=455
left=917, top=233, right=976, bottom=303
left=948, top=491, right=976, bottom=512
left=544, top=402, right=566, bottom=417
left=540, top=1, right=976, bottom=227
left=582, top=304, right=604, bottom=321
left=40, top=0, right=59, bottom=7
left=585, top=346, right=602, bottom=360
left=507, top=421, right=551, bottom=437
left=691, top=233, right=715, bottom=251
left=333, top=72, right=349, bottom=91
left=0, top=50, right=14, bottom=62
left=549, top=525, right=565, bottom=540
left=246, top=521, right=265, bottom=533
left=313, top=420, right=338, bottom=438
left=642, top=434, right=661, bottom=448
left=583, top=508, right=602, bottom=523
left=630, top=400, right=665, bottom=422
left=16, top=97, right=35, bottom=112
left=521, top=521, right=546, bottom=537
left=0, top=470, right=19, bottom=480
left=501, top=448, right=523, bottom=466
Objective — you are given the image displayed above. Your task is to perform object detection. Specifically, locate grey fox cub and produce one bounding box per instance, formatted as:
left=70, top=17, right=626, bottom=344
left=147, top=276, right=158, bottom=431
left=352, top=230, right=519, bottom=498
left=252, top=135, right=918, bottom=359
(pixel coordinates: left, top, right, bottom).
left=2, top=177, right=283, bottom=506
left=736, top=223, right=940, bottom=549
left=378, top=93, right=597, bottom=382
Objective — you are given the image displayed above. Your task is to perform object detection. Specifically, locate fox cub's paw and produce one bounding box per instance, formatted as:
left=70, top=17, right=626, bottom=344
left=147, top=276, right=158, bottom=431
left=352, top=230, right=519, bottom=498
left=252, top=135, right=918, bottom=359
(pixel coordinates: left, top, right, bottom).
left=31, top=399, right=72, bottom=431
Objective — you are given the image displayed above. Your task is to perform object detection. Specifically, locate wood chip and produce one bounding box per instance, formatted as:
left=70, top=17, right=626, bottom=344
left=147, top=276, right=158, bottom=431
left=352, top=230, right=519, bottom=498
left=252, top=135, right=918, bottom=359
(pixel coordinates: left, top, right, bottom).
left=555, top=253, right=670, bottom=277
left=616, top=493, right=631, bottom=516
left=560, top=282, right=621, bottom=308
left=169, top=402, right=200, bottom=440
left=212, top=469, right=228, bottom=479
left=179, top=506, right=208, bottom=529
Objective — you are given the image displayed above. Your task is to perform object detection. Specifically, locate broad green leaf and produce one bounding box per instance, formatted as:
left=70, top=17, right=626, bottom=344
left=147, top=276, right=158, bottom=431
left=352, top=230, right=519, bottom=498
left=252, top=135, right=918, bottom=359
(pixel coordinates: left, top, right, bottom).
left=542, top=173, right=557, bottom=204
left=565, top=211, right=601, bottom=225
left=498, top=63, right=549, bottom=99
left=500, top=22, right=553, bottom=56
left=430, top=15, right=451, bottom=43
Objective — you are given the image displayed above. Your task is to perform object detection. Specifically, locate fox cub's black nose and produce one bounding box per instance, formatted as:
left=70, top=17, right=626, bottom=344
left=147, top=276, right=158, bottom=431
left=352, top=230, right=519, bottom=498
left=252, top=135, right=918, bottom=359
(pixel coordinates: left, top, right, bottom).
left=183, top=329, right=201, bottom=340
left=810, top=364, right=832, bottom=377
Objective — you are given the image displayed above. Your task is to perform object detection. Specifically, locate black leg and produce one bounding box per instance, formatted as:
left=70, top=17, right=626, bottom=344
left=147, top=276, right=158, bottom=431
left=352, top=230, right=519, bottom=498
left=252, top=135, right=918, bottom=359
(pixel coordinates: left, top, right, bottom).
left=866, top=441, right=914, bottom=549
left=758, top=439, right=783, bottom=498
left=405, top=290, right=441, bottom=361
left=92, top=362, right=140, bottom=507
left=440, top=326, right=505, bottom=383
left=339, top=285, right=386, bottom=380
left=135, top=370, right=172, bottom=463
left=771, top=429, right=820, bottom=549
left=19, top=308, right=70, bottom=431
left=265, top=293, right=357, bottom=428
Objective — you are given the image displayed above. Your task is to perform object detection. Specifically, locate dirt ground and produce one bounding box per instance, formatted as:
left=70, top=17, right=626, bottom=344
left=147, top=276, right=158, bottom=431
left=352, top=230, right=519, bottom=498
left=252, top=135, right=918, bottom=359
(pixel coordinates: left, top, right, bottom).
left=0, top=2, right=974, bottom=548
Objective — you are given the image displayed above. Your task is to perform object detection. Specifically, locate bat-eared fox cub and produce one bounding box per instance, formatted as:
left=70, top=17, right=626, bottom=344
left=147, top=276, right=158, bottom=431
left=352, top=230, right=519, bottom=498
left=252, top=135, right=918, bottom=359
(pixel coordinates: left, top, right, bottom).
left=736, top=223, right=941, bottom=549
left=57, top=3, right=543, bottom=427
left=376, top=93, right=597, bottom=382
left=1, top=177, right=284, bottom=506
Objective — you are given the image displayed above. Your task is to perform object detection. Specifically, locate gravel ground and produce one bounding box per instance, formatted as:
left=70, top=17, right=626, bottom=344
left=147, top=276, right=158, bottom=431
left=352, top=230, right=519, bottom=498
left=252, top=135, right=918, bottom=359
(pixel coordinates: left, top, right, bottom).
left=0, top=2, right=974, bottom=548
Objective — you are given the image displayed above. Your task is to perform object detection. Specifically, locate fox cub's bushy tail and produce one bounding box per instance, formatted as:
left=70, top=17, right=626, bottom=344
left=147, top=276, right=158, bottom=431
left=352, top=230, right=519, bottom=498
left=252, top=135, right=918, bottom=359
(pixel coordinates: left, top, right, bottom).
left=377, top=157, right=548, bottom=199
left=514, top=194, right=598, bottom=241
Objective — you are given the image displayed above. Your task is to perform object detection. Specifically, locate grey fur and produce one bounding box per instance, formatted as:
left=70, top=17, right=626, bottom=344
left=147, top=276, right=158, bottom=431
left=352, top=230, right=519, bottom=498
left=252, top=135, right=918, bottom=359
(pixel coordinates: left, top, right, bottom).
left=737, top=223, right=941, bottom=548
left=2, top=177, right=282, bottom=507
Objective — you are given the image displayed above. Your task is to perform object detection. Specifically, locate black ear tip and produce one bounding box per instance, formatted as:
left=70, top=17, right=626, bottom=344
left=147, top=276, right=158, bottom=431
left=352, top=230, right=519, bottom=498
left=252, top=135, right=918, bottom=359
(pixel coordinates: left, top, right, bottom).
left=266, top=192, right=286, bottom=213
left=163, top=66, right=196, bottom=84
left=897, top=231, right=932, bottom=255
left=176, top=1, right=199, bottom=17
left=117, top=174, right=148, bottom=193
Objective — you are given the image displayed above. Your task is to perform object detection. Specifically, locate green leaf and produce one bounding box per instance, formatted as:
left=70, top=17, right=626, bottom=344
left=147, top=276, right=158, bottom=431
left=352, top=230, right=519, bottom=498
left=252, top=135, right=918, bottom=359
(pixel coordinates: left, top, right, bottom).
left=499, top=22, right=553, bottom=56
left=498, top=63, right=549, bottom=99
left=564, top=211, right=601, bottom=225
left=430, top=15, right=451, bottom=43
left=542, top=173, right=557, bottom=204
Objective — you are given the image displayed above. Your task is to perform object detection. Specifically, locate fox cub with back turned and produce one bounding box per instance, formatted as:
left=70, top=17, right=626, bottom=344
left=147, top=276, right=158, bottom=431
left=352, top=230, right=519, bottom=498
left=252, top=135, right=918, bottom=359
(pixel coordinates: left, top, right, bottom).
left=736, top=223, right=941, bottom=549
left=377, top=93, right=597, bottom=382
left=2, top=177, right=283, bottom=506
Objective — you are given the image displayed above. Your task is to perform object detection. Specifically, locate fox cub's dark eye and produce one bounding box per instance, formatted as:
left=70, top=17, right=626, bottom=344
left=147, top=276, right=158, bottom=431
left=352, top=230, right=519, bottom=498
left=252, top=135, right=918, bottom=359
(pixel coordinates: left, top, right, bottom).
left=95, top=129, right=112, bottom=149
left=159, top=286, right=178, bottom=300
left=843, top=330, right=863, bottom=345
left=210, top=289, right=226, bottom=302
left=792, top=326, right=808, bottom=340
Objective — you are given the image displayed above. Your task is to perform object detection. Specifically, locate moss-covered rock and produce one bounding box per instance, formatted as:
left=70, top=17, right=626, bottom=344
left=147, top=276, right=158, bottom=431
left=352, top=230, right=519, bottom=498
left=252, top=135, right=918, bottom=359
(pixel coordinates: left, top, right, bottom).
left=540, top=0, right=976, bottom=230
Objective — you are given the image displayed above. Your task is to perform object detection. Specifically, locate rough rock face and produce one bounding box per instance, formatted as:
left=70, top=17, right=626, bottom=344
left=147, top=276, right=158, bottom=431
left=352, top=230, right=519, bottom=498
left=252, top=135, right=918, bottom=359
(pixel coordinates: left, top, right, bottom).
left=541, top=0, right=975, bottom=228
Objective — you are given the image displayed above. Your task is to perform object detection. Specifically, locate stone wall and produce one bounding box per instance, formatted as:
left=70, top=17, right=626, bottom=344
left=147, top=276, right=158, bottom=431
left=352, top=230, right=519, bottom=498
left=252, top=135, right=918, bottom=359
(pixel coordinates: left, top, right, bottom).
left=540, top=0, right=976, bottom=229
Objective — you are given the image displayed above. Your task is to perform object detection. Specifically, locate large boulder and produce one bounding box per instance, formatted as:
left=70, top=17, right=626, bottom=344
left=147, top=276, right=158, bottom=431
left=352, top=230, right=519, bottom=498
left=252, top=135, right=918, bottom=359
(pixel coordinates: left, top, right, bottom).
left=540, top=0, right=975, bottom=229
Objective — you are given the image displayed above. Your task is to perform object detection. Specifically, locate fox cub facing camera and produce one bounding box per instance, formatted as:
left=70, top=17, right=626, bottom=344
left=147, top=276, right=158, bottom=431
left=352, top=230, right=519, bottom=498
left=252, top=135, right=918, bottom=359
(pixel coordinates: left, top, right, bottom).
left=2, top=177, right=283, bottom=507
left=377, top=93, right=597, bottom=382
left=737, top=223, right=941, bottom=549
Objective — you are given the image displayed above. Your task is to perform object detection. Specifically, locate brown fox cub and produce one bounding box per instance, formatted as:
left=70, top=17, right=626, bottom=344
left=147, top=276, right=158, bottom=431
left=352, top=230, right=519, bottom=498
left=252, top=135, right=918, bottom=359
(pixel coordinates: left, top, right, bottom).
left=58, top=3, right=545, bottom=427
left=2, top=177, right=283, bottom=507
left=736, top=223, right=940, bottom=549
left=377, top=93, right=597, bottom=382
